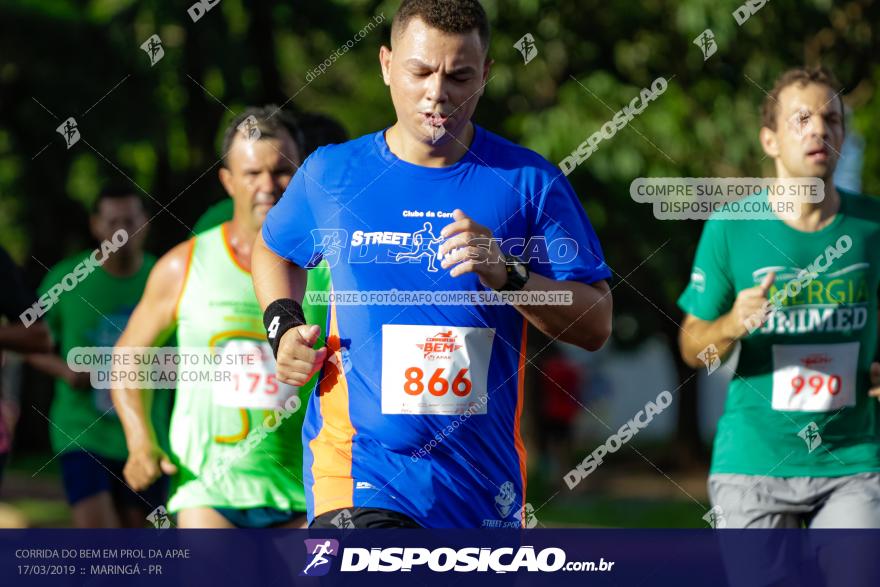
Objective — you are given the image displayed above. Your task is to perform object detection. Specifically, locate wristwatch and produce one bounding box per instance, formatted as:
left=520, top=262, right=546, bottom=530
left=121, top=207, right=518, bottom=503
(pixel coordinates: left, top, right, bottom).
left=497, top=254, right=530, bottom=291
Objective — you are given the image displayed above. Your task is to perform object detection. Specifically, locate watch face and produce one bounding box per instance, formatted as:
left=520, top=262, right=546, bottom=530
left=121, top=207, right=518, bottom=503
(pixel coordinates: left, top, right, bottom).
left=514, top=263, right=528, bottom=279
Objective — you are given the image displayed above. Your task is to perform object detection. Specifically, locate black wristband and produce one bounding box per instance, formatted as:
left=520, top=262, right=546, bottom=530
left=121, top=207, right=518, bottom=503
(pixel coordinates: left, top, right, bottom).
left=263, top=298, right=306, bottom=359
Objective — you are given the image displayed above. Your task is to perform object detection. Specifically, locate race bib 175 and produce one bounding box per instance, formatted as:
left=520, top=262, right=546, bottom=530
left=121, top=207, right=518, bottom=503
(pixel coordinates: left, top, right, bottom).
left=212, top=339, right=298, bottom=410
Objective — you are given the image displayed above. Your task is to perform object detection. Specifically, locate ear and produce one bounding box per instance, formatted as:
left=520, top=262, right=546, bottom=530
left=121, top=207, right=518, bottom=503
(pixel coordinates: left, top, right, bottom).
left=218, top=167, right=235, bottom=198
left=89, top=214, right=101, bottom=241
left=759, top=126, right=779, bottom=159
left=379, top=45, right=392, bottom=86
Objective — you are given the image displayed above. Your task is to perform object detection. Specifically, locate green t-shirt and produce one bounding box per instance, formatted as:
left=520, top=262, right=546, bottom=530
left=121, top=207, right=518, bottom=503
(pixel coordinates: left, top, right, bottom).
left=193, top=199, right=233, bottom=234
left=40, top=252, right=171, bottom=461
left=678, top=189, right=880, bottom=477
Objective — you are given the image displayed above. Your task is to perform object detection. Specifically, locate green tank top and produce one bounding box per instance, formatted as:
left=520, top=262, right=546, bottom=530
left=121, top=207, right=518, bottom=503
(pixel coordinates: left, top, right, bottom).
left=168, top=223, right=329, bottom=512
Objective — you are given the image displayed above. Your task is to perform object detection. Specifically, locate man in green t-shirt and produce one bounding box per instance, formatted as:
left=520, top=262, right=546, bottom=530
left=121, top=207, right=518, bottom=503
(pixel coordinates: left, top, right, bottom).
left=678, top=67, right=880, bottom=528
left=112, top=106, right=329, bottom=528
left=27, top=187, right=171, bottom=527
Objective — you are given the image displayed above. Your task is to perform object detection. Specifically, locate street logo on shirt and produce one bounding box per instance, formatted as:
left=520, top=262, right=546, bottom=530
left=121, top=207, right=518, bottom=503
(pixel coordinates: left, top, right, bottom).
left=481, top=482, right=537, bottom=528
left=310, top=221, right=577, bottom=271
left=495, top=481, right=517, bottom=518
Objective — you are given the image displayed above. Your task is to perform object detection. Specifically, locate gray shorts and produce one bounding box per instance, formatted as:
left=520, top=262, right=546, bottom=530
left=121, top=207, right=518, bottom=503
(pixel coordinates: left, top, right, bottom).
left=708, top=472, right=880, bottom=528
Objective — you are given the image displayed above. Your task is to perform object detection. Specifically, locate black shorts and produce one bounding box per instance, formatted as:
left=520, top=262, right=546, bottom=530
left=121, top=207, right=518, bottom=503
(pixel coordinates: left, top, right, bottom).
left=59, top=450, right=168, bottom=510
left=310, top=507, right=421, bottom=529
left=214, top=506, right=306, bottom=528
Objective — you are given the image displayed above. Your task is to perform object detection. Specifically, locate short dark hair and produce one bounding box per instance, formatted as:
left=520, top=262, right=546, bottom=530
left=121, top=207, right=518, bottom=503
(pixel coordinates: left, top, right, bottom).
left=221, top=105, right=300, bottom=168
left=762, top=66, right=844, bottom=131
left=92, top=185, right=145, bottom=214
left=391, top=0, right=490, bottom=53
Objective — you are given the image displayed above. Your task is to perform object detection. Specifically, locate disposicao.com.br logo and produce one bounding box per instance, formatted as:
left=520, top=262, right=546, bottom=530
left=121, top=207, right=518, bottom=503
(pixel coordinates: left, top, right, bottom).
left=301, top=540, right=614, bottom=575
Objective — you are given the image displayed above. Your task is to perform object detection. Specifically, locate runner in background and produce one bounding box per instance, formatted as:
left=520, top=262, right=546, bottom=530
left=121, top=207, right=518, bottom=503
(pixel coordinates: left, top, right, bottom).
left=26, top=187, right=171, bottom=528
left=678, top=67, right=880, bottom=529
left=112, top=106, right=329, bottom=528
left=192, top=111, right=348, bottom=234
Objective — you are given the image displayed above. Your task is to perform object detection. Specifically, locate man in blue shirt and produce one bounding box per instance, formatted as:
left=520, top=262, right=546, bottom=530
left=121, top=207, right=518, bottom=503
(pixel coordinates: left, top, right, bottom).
left=252, top=0, right=613, bottom=528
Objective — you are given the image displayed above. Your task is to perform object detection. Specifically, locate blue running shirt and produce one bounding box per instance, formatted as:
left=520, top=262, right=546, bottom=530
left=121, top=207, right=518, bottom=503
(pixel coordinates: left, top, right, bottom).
left=263, top=125, right=611, bottom=528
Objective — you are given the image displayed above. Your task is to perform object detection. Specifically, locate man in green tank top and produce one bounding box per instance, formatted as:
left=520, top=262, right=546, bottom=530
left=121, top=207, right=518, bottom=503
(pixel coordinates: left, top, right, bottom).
left=679, top=67, right=880, bottom=528
left=26, top=187, right=171, bottom=527
left=112, top=106, right=329, bottom=528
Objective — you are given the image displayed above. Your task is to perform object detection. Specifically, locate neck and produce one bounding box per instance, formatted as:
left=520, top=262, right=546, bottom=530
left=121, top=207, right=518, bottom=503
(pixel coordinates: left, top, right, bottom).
left=225, top=218, right=258, bottom=271
left=386, top=121, right=474, bottom=167
left=102, top=250, right=142, bottom=277
left=771, top=177, right=840, bottom=232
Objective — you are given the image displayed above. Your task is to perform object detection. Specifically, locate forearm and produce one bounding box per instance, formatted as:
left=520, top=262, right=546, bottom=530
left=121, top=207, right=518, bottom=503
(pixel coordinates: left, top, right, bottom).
left=26, top=352, right=77, bottom=382
left=515, top=275, right=612, bottom=350
left=0, top=322, right=51, bottom=353
left=251, top=233, right=308, bottom=310
left=679, top=312, right=740, bottom=368
left=109, top=330, right=160, bottom=452
left=111, top=355, right=156, bottom=450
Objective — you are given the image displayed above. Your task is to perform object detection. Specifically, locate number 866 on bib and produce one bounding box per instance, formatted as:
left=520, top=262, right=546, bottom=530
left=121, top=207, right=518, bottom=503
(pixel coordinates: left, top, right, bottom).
left=381, top=325, right=496, bottom=416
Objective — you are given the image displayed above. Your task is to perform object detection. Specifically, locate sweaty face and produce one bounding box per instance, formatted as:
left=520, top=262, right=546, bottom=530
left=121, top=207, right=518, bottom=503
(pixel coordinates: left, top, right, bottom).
left=223, top=134, right=299, bottom=230
left=92, top=196, right=147, bottom=254
left=766, top=83, right=844, bottom=180
left=383, top=18, right=489, bottom=146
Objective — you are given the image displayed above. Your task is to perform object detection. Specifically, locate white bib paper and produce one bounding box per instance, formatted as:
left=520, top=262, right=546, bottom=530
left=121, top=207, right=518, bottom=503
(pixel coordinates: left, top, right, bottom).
left=212, top=339, right=298, bottom=409
left=381, top=325, right=496, bottom=415
left=771, top=342, right=859, bottom=412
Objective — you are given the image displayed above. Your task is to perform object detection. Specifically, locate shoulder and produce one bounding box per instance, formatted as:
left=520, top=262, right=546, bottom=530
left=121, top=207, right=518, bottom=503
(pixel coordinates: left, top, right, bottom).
left=297, top=133, right=378, bottom=180
left=42, top=251, right=91, bottom=284
left=148, top=238, right=196, bottom=291
left=840, top=188, right=880, bottom=224
left=475, top=126, right=563, bottom=181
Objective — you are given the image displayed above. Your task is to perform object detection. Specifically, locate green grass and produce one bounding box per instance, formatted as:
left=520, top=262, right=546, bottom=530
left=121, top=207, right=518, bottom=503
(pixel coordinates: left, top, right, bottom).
left=538, top=497, right=706, bottom=528
left=6, top=453, right=62, bottom=477
left=6, top=499, right=72, bottom=527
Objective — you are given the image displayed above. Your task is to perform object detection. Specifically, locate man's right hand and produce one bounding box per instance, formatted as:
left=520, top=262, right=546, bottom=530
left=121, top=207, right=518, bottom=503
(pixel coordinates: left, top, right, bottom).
left=124, top=444, right=178, bottom=492
left=276, top=324, right=327, bottom=387
left=725, top=271, right=776, bottom=338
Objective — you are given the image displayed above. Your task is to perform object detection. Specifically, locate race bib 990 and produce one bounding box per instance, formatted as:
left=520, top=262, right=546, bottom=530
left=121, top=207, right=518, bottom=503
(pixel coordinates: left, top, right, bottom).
left=771, top=342, right=859, bottom=412
left=381, top=325, right=496, bottom=415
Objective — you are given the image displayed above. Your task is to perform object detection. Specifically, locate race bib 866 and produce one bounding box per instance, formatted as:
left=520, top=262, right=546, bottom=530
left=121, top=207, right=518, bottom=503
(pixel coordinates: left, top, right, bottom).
left=381, top=325, right=496, bottom=415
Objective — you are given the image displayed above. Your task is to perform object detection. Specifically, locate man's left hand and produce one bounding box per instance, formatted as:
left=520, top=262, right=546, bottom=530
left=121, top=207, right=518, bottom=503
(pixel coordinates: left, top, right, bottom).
left=439, top=209, right=507, bottom=290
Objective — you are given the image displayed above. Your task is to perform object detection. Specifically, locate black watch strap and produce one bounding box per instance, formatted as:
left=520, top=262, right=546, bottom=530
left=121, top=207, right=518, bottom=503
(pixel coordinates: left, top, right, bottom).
left=497, top=254, right=529, bottom=292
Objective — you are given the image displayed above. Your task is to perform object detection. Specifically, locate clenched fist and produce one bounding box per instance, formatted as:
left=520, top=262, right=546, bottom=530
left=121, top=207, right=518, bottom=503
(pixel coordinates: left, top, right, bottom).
left=124, top=443, right=177, bottom=492
left=726, top=271, right=776, bottom=338
left=275, top=324, right=327, bottom=387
